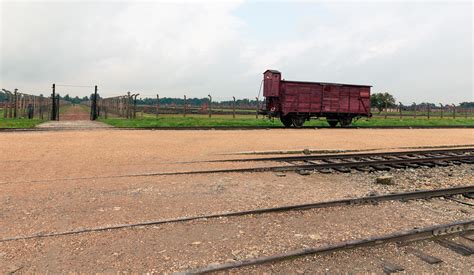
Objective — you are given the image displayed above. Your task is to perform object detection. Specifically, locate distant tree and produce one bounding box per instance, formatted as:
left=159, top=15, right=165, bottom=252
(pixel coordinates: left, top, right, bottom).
left=82, top=96, right=89, bottom=101
left=459, top=102, right=474, bottom=108
left=371, top=92, right=396, bottom=113
left=0, top=91, right=6, bottom=102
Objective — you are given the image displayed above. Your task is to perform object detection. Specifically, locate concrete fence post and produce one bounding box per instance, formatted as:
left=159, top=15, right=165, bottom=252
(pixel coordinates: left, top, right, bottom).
left=183, top=95, right=187, bottom=117
left=156, top=94, right=159, bottom=119
left=255, top=97, right=259, bottom=119
left=232, top=96, right=236, bottom=119
left=399, top=102, right=402, bottom=120
left=208, top=94, right=212, bottom=118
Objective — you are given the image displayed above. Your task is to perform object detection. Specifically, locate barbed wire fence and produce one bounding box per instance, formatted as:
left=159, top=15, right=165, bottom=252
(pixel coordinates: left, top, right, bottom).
left=1, top=88, right=54, bottom=120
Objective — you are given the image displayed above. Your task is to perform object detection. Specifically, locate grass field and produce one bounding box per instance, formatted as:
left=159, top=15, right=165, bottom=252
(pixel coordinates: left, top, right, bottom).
left=0, top=107, right=46, bottom=128
left=0, top=118, right=45, bottom=128
left=100, top=114, right=474, bottom=128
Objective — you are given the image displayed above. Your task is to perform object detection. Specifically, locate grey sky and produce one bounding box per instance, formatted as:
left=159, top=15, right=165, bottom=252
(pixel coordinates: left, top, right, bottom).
left=1, top=0, right=472, bottom=104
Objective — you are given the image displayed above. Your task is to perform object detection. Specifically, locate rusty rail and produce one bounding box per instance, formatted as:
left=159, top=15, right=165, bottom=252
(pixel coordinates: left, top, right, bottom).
left=1, top=185, right=472, bottom=243
left=181, top=220, right=474, bottom=274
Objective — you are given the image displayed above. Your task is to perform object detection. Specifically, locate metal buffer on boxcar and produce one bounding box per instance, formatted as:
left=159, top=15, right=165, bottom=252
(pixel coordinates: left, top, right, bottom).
left=260, top=70, right=372, bottom=127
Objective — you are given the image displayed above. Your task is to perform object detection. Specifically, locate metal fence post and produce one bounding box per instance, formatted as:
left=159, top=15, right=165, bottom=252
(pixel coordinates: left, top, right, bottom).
left=413, top=103, right=416, bottom=119
left=427, top=105, right=430, bottom=119
left=439, top=103, right=443, bottom=118
left=384, top=100, right=388, bottom=119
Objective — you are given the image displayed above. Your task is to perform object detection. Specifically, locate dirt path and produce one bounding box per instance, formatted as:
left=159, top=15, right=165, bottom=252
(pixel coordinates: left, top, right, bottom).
left=60, top=105, right=90, bottom=121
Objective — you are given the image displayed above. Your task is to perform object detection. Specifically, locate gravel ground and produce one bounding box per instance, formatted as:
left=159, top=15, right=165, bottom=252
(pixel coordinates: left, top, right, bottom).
left=242, top=236, right=474, bottom=274
left=0, top=128, right=472, bottom=272
left=0, top=128, right=472, bottom=182
left=1, top=164, right=472, bottom=238
left=0, top=199, right=471, bottom=273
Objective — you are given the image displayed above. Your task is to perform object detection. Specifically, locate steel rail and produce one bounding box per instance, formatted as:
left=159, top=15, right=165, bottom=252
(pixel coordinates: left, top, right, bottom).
left=1, top=185, right=472, bottom=243
left=211, top=148, right=474, bottom=163
left=135, top=154, right=473, bottom=176
left=180, top=220, right=474, bottom=274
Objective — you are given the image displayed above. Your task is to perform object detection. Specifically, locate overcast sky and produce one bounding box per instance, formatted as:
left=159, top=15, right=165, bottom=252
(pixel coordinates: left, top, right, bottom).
left=1, top=0, right=472, bottom=104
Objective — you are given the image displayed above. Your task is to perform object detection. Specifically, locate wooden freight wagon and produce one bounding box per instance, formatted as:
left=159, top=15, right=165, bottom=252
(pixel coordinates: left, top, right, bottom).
left=261, top=70, right=372, bottom=127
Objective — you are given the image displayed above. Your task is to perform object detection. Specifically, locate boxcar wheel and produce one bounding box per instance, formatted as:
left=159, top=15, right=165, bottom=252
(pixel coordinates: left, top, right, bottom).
left=339, top=117, right=352, bottom=128
left=280, top=115, right=293, bottom=128
left=327, top=118, right=338, bottom=128
left=292, top=116, right=306, bottom=128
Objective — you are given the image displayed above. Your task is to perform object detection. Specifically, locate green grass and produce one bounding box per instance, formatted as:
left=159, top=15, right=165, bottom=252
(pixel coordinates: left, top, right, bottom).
left=99, top=114, right=474, bottom=128
left=0, top=107, right=46, bottom=128
left=0, top=118, right=45, bottom=129
left=349, top=117, right=474, bottom=127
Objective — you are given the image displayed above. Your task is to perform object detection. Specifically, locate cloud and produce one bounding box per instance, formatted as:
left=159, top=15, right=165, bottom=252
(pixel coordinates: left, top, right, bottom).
left=0, top=1, right=472, bottom=104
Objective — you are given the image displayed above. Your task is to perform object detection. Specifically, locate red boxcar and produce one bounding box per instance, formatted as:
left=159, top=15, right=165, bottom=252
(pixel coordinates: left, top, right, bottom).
left=261, top=70, right=372, bottom=127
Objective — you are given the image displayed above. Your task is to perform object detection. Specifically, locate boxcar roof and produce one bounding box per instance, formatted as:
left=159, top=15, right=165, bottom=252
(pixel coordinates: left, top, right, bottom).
left=282, top=79, right=372, bottom=88
left=264, top=69, right=282, bottom=74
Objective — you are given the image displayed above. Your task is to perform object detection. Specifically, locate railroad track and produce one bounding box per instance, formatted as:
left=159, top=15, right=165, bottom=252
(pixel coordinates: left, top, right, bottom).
left=2, top=185, right=472, bottom=243
left=182, top=220, right=474, bottom=274
left=2, top=185, right=472, bottom=273
left=177, top=147, right=474, bottom=175
left=2, top=148, right=472, bottom=186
